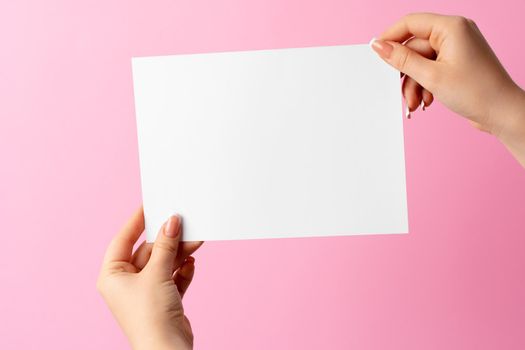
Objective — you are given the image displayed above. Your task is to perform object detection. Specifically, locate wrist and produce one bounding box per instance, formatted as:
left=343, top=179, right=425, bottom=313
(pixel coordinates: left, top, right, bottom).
left=130, top=330, right=192, bottom=350
left=132, top=338, right=191, bottom=350
left=489, top=84, right=525, bottom=142
left=492, top=84, right=525, bottom=166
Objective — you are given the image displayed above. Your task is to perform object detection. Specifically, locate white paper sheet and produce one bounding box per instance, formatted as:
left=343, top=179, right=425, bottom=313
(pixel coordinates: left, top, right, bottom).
left=132, top=44, right=408, bottom=242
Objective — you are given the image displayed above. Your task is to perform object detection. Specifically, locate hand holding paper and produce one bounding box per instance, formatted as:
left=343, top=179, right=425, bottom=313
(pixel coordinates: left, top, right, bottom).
left=97, top=209, right=200, bottom=350
left=371, top=13, right=525, bottom=167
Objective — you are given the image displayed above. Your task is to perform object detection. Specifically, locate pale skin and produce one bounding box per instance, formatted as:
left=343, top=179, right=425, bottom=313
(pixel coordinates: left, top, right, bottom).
left=98, top=12, right=525, bottom=350
left=371, top=13, right=525, bottom=168
left=97, top=208, right=203, bottom=350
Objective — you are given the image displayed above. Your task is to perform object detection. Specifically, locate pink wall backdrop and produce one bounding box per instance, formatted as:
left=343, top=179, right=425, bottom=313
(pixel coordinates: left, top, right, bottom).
left=1, top=1, right=524, bottom=349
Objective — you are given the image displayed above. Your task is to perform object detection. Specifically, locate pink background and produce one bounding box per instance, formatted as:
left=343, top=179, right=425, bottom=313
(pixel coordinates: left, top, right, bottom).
left=1, top=1, right=524, bottom=349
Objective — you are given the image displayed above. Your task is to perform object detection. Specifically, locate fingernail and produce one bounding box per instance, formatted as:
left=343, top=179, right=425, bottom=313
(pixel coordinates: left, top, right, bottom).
left=186, top=256, right=195, bottom=264
left=421, top=101, right=426, bottom=111
left=164, top=215, right=182, bottom=238
left=370, top=39, right=393, bottom=59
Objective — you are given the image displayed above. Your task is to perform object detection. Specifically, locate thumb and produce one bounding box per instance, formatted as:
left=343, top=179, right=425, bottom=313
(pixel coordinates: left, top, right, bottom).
left=370, top=39, right=436, bottom=91
left=147, top=215, right=182, bottom=278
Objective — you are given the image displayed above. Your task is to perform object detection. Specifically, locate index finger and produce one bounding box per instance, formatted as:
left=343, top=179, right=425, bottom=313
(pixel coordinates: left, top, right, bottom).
left=379, top=13, right=451, bottom=48
left=103, top=207, right=145, bottom=264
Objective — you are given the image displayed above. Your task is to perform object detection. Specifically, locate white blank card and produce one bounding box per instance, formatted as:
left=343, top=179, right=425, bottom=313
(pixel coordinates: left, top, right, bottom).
left=132, top=44, right=408, bottom=242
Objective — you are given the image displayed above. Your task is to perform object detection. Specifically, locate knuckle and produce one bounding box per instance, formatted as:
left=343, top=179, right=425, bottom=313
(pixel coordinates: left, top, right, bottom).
left=466, top=17, right=476, bottom=26
left=395, top=49, right=411, bottom=71
left=466, top=18, right=479, bottom=31
left=451, top=16, right=471, bottom=30
left=154, top=240, right=177, bottom=254
left=422, top=68, right=440, bottom=91
left=454, top=15, right=468, bottom=24
left=401, top=13, right=415, bottom=26
left=403, top=12, right=417, bottom=21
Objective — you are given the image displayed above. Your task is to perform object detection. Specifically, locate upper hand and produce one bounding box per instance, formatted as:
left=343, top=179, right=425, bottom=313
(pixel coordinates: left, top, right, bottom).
left=371, top=12, right=525, bottom=167
left=371, top=13, right=525, bottom=136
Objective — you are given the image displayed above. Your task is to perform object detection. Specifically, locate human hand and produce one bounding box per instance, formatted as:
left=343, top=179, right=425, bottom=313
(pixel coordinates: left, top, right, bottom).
left=371, top=13, right=525, bottom=166
left=97, top=208, right=203, bottom=350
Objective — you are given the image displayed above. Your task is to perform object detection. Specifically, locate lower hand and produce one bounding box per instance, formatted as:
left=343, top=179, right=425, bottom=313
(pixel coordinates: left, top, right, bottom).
left=97, top=208, right=203, bottom=350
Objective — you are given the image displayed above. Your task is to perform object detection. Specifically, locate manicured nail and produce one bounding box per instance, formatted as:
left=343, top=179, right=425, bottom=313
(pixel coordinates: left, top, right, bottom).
left=370, top=39, right=393, bottom=59
left=420, top=100, right=425, bottom=111
left=405, top=104, right=411, bottom=119
left=164, top=215, right=182, bottom=238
